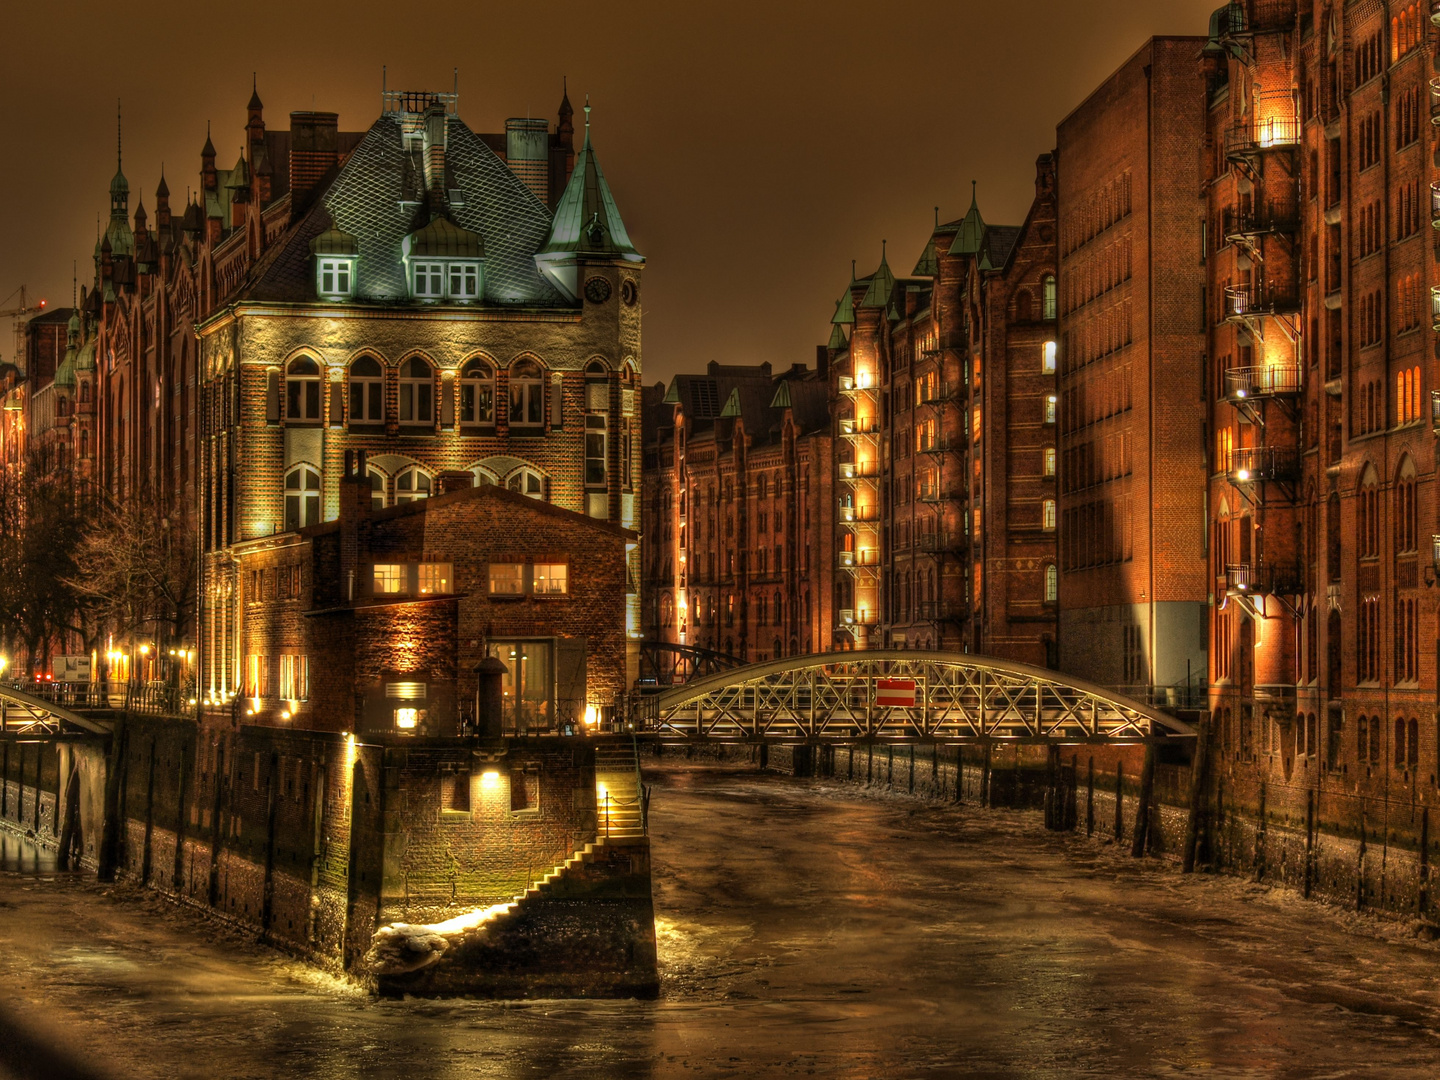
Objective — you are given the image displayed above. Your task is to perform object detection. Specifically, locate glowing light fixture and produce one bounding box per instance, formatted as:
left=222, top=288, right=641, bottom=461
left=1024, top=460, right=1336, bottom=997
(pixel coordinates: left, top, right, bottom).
left=481, top=770, right=501, bottom=789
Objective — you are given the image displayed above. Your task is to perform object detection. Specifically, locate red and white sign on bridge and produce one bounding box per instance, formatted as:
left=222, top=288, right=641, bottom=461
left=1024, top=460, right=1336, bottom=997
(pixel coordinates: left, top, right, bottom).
left=874, top=678, right=917, bottom=708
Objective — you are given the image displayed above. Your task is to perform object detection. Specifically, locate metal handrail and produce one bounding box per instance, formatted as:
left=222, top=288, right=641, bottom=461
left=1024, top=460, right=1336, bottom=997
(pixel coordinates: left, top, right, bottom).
left=1225, top=364, right=1303, bottom=399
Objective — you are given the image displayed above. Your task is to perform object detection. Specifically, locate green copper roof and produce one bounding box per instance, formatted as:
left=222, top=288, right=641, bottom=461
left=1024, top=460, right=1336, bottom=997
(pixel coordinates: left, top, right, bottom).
left=947, top=183, right=986, bottom=256
left=719, top=387, right=743, bottom=418
left=662, top=379, right=680, bottom=404
left=75, top=338, right=96, bottom=373
left=912, top=237, right=939, bottom=277
left=769, top=381, right=792, bottom=409
left=859, top=248, right=895, bottom=309
left=827, top=323, right=848, bottom=350
left=978, top=251, right=995, bottom=272
left=539, top=107, right=641, bottom=262
left=404, top=216, right=483, bottom=259
left=832, top=284, right=855, bottom=326
left=310, top=227, right=360, bottom=256
left=54, top=344, right=77, bottom=389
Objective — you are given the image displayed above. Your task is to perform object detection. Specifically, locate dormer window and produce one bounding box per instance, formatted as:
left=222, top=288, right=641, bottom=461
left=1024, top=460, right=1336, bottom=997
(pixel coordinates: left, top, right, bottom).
left=412, top=262, right=445, bottom=300
left=402, top=216, right=484, bottom=303
left=449, top=263, right=479, bottom=299
left=317, top=258, right=354, bottom=299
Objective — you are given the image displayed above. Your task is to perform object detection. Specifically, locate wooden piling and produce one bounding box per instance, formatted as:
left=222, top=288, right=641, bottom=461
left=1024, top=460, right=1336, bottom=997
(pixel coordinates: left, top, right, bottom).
left=1113, top=762, right=1124, bottom=842
left=1085, top=756, right=1095, bottom=836
left=1182, top=715, right=1211, bottom=873
left=1302, top=788, right=1315, bottom=899
left=1130, top=744, right=1156, bottom=858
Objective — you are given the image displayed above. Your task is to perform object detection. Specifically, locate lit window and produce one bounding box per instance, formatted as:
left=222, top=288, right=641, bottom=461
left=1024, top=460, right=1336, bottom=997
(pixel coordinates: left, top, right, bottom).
left=1044, top=447, right=1056, bottom=476
left=459, top=359, right=495, bottom=424
left=489, top=562, right=524, bottom=596
left=1045, top=564, right=1058, bottom=602
left=533, top=563, right=568, bottom=595
left=1045, top=394, right=1058, bottom=424
left=509, top=359, right=544, bottom=427
left=284, top=465, right=321, bottom=531
left=367, top=465, right=388, bottom=510
left=419, top=562, right=453, bottom=594
left=317, top=258, right=353, bottom=299
left=279, top=655, right=308, bottom=700
left=394, top=707, right=419, bottom=730
left=412, top=261, right=444, bottom=299
left=1042, top=340, right=1058, bottom=374
left=448, top=262, right=480, bottom=299
left=1042, top=274, right=1057, bottom=320
left=585, top=414, right=607, bottom=486
left=286, top=357, right=322, bottom=422
left=399, top=357, right=434, bottom=424
left=395, top=466, right=431, bottom=503
left=1042, top=499, right=1057, bottom=531
left=349, top=356, right=384, bottom=423
left=373, top=563, right=405, bottom=594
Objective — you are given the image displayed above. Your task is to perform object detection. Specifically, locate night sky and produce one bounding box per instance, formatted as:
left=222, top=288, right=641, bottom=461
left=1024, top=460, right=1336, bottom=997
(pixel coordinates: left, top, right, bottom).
left=3, top=1, right=1220, bottom=385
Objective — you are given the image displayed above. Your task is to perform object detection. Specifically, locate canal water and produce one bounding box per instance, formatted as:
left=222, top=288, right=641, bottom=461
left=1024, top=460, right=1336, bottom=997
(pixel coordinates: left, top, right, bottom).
left=2, top=764, right=1440, bottom=1078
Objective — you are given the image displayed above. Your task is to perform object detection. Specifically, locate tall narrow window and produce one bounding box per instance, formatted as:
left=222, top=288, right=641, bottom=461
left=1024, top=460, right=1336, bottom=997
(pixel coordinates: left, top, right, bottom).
left=585, top=414, right=607, bottom=486
left=1044, top=394, right=1058, bottom=424
left=1042, top=499, right=1057, bottom=531
left=509, top=359, right=544, bottom=427
left=284, top=465, right=321, bottom=531
left=286, top=357, right=322, bottom=422
left=1042, top=274, right=1057, bottom=320
left=349, top=356, right=384, bottom=424
left=459, top=359, right=495, bottom=425
left=367, top=465, right=388, bottom=511
left=395, top=466, right=431, bottom=504
left=1044, top=563, right=1058, bottom=602
left=399, top=357, right=434, bottom=424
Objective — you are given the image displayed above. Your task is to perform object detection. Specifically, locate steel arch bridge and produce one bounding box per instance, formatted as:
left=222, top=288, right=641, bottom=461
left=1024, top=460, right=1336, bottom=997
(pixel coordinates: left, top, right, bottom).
left=634, top=650, right=1193, bottom=743
left=0, top=683, right=110, bottom=735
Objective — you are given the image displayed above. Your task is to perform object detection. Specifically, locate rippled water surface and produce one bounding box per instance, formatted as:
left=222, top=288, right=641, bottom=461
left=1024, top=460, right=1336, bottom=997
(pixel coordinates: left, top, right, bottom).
left=2, top=765, right=1440, bottom=1078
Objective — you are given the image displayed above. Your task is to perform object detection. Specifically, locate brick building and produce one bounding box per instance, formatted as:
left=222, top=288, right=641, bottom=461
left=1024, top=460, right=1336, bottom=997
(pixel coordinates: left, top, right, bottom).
left=641, top=361, right=834, bottom=661
left=1055, top=37, right=1210, bottom=700
left=234, top=453, right=633, bottom=735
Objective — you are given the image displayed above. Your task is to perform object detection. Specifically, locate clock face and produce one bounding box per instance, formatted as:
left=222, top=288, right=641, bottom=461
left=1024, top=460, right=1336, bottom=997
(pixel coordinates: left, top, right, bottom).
left=584, top=277, right=612, bottom=304
left=621, top=279, right=638, bottom=306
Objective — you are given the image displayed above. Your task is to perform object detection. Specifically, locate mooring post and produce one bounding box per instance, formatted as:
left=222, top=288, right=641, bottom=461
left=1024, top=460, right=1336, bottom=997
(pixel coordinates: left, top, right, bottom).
left=1043, top=746, right=1057, bottom=830
left=981, top=740, right=993, bottom=808
left=1182, top=714, right=1211, bottom=873
left=954, top=747, right=963, bottom=805
left=1130, top=743, right=1156, bottom=858
left=1113, top=761, right=1124, bottom=843
left=1067, top=754, right=1079, bottom=831
left=1086, top=755, right=1095, bottom=836
left=56, top=756, right=80, bottom=872
left=97, top=715, right=128, bottom=883
left=1303, top=788, right=1315, bottom=899
left=1357, top=798, right=1367, bottom=911
left=908, top=744, right=915, bottom=793
left=1419, top=807, right=1430, bottom=918
left=1255, top=780, right=1268, bottom=882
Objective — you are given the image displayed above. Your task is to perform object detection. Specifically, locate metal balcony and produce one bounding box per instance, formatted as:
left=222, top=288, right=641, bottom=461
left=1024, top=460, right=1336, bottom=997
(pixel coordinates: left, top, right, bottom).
left=839, top=417, right=880, bottom=437
left=837, top=607, right=877, bottom=629
left=838, top=549, right=880, bottom=570
left=839, top=460, right=879, bottom=481
left=1227, top=446, right=1301, bottom=484
left=1431, top=78, right=1440, bottom=126
left=917, top=486, right=949, bottom=504
left=918, top=436, right=952, bottom=456
left=1224, top=364, right=1302, bottom=401
left=1432, top=389, right=1440, bottom=433
left=1228, top=115, right=1300, bottom=156
left=1222, top=208, right=1299, bottom=241
left=1224, top=561, right=1303, bottom=598
left=837, top=373, right=877, bottom=396
left=1225, top=284, right=1300, bottom=319
left=915, top=532, right=960, bottom=554
left=1430, top=182, right=1440, bottom=229
left=1432, top=286, right=1440, bottom=331
left=918, top=600, right=966, bottom=622
left=918, top=382, right=954, bottom=406
left=839, top=503, right=880, bottom=524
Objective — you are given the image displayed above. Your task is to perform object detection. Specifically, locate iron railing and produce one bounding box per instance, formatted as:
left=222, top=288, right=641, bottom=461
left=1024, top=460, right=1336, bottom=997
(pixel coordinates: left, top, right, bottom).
left=1225, top=364, right=1303, bottom=399
left=1228, top=445, right=1302, bottom=483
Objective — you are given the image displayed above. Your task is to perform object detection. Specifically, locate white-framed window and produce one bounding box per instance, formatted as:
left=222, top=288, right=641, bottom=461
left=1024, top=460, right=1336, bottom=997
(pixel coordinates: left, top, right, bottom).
left=1042, top=340, right=1058, bottom=374
left=279, top=655, right=309, bottom=700
left=533, top=563, right=568, bottom=595
left=489, top=562, right=525, bottom=596
left=317, top=258, right=354, bottom=299
left=471, top=466, right=497, bottom=487
left=367, top=465, right=388, bottom=510
left=448, top=262, right=480, bottom=300
left=1043, top=447, right=1056, bottom=477
left=412, top=261, right=444, bottom=299
left=1044, top=394, right=1058, bottom=424
left=349, top=356, right=384, bottom=423
left=284, top=465, right=321, bottom=531
left=460, top=359, right=495, bottom=424
left=399, top=356, right=434, bottom=424
left=508, top=359, right=544, bottom=427
left=507, top=467, right=544, bottom=500
left=419, top=562, right=453, bottom=595
left=1042, top=498, right=1057, bottom=531
left=373, top=563, right=405, bottom=594
left=585, top=414, right=607, bottom=486
left=1044, top=564, right=1058, bottom=602
left=395, top=466, right=431, bottom=503
left=286, top=357, right=322, bottom=422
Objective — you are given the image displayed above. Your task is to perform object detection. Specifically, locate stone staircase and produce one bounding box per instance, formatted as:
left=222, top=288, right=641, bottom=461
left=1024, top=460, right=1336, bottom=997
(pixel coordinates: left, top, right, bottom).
left=594, top=740, right=646, bottom=841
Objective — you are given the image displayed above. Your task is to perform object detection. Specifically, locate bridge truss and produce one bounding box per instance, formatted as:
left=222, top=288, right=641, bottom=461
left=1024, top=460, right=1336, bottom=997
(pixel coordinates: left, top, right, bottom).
left=636, top=641, right=745, bottom=692
left=636, top=650, right=1192, bottom=743
left=0, top=683, right=110, bottom=735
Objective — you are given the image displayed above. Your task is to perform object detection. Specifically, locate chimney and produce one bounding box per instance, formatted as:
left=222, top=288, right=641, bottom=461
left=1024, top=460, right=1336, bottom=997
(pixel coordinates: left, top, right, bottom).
left=422, top=101, right=448, bottom=204
left=437, top=470, right=475, bottom=495
left=814, top=345, right=829, bottom=380
left=288, top=111, right=340, bottom=214
left=339, top=449, right=371, bottom=604
left=504, top=117, right=550, bottom=202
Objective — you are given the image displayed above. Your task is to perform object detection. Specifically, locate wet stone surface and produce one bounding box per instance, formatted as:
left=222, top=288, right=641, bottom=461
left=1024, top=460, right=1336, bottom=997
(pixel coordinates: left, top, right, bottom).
left=2, top=764, right=1440, bottom=1078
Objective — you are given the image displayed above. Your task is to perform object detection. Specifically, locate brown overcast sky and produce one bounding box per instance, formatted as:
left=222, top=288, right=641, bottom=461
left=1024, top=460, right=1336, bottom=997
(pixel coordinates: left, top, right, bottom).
left=2, top=0, right=1220, bottom=385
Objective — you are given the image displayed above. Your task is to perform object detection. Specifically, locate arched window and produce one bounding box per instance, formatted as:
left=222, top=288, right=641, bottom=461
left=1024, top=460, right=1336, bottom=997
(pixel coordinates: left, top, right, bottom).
left=1044, top=564, right=1058, bottom=602
left=1358, top=466, right=1379, bottom=558
left=399, top=357, right=434, bottom=424
left=79, top=381, right=90, bottom=403
left=57, top=396, right=69, bottom=417
left=1042, top=274, right=1057, bottom=320
left=367, top=465, right=388, bottom=511
left=1394, top=459, right=1417, bottom=553
left=459, top=359, right=495, bottom=425
left=284, top=464, right=321, bottom=530
left=349, top=356, right=383, bottom=424
left=1395, top=716, right=1407, bottom=768
left=507, top=467, right=544, bottom=500
left=286, top=357, right=322, bottom=422
left=470, top=466, right=497, bottom=487
left=79, top=429, right=89, bottom=457
left=395, top=466, right=431, bottom=504
left=1042, top=499, right=1057, bottom=531
left=1408, top=716, right=1419, bottom=767
left=1044, top=447, right=1056, bottom=476
left=509, top=358, right=544, bottom=428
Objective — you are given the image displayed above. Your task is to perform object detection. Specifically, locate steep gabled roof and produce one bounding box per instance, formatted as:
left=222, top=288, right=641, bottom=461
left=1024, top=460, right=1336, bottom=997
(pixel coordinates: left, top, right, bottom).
left=859, top=248, right=896, bottom=309
left=947, top=184, right=986, bottom=256
left=539, top=108, right=641, bottom=262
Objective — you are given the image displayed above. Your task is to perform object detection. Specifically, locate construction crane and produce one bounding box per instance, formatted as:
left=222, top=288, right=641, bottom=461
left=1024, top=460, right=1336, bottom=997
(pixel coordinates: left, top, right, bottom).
left=0, top=286, right=48, bottom=368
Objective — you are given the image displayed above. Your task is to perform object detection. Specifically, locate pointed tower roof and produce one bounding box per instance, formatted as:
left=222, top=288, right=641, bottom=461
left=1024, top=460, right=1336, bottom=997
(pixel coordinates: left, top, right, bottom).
left=947, top=182, right=986, bottom=256
left=201, top=122, right=216, bottom=158
left=248, top=74, right=263, bottom=111
left=769, top=380, right=793, bottom=409
left=719, top=387, right=743, bottom=419
left=832, top=269, right=857, bottom=326
left=538, top=100, right=642, bottom=261
left=155, top=170, right=170, bottom=199
left=859, top=244, right=896, bottom=308
left=827, top=322, right=848, bottom=350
